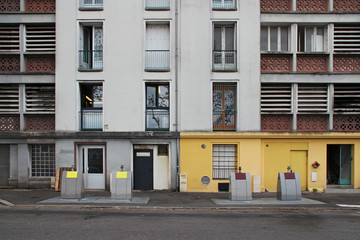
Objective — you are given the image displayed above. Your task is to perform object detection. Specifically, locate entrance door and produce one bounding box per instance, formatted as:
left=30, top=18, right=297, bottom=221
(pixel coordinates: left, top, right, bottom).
left=134, top=149, right=153, bottom=190
left=327, top=145, right=352, bottom=185
left=0, top=145, right=10, bottom=186
left=80, top=146, right=105, bottom=189
left=290, top=150, right=307, bottom=191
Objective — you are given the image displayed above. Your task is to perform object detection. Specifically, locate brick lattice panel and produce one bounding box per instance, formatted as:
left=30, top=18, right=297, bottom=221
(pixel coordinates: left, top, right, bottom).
left=333, top=55, right=360, bottom=72
left=25, top=115, right=55, bottom=132
left=297, top=115, right=328, bottom=132
left=0, top=0, right=20, bottom=11
left=297, top=54, right=328, bottom=72
left=0, top=55, right=20, bottom=72
left=297, top=0, right=328, bottom=12
left=333, top=115, right=360, bottom=132
left=260, top=0, right=291, bottom=12
left=261, top=115, right=292, bottom=132
left=25, top=0, right=56, bottom=12
left=261, top=54, right=292, bottom=72
left=0, top=115, right=20, bottom=131
left=25, top=55, right=55, bottom=72
left=333, top=0, right=360, bottom=12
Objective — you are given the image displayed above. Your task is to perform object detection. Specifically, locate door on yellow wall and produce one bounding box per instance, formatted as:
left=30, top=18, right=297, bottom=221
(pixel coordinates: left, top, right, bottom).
left=290, top=150, right=307, bottom=191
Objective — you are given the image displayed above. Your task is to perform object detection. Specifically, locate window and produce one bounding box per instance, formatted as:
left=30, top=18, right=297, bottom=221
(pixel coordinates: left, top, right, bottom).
left=25, top=84, right=55, bottom=113
left=145, top=0, right=170, bottom=10
left=79, top=24, right=103, bottom=70
left=0, top=84, right=19, bottom=112
left=212, top=0, right=236, bottom=10
left=213, top=23, right=236, bottom=71
left=79, top=83, right=103, bottom=130
left=25, top=24, right=55, bottom=52
left=146, top=83, right=169, bottom=130
left=213, top=83, right=236, bottom=130
left=298, top=26, right=326, bottom=52
left=334, top=84, right=360, bottom=113
left=261, top=84, right=292, bottom=113
left=212, top=144, right=237, bottom=180
left=31, top=144, right=55, bottom=177
left=79, top=0, right=103, bottom=10
left=334, top=24, right=360, bottom=53
left=261, top=26, right=289, bottom=52
left=145, top=24, right=170, bottom=71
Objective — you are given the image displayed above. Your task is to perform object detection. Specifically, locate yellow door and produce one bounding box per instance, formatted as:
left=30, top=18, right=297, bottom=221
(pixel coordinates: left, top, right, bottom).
left=290, top=150, right=307, bottom=191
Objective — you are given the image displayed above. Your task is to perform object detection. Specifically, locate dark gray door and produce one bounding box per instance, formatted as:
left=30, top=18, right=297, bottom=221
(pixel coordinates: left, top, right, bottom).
left=134, top=149, right=153, bottom=190
left=0, top=145, right=10, bottom=186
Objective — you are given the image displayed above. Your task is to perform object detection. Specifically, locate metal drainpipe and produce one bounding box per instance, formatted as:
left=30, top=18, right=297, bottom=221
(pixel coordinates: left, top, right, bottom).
left=175, top=0, right=180, bottom=191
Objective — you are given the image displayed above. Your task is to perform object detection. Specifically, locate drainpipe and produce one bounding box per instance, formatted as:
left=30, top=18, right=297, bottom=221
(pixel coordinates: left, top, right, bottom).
left=175, top=0, right=180, bottom=191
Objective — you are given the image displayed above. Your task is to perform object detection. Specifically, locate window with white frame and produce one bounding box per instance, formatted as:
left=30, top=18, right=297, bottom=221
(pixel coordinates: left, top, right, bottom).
left=212, top=0, right=237, bottom=10
left=145, top=0, right=170, bottom=10
left=79, top=83, right=103, bottom=130
left=80, top=0, right=103, bottom=9
left=31, top=144, right=55, bottom=177
left=213, top=23, right=237, bottom=71
left=213, top=83, right=237, bottom=130
left=146, top=83, right=170, bottom=130
left=212, top=144, right=238, bottom=180
left=79, top=24, right=103, bottom=70
left=261, top=26, right=289, bottom=52
left=298, top=26, right=326, bottom=52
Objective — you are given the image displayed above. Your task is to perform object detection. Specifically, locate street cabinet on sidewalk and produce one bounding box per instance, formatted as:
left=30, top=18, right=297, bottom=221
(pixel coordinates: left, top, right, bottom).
left=277, top=172, right=301, bottom=201
left=61, top=171, right=84, bottom=199
left=229, top=172, right=252, bottom=201
left=111, top=170, right=132, bottom=200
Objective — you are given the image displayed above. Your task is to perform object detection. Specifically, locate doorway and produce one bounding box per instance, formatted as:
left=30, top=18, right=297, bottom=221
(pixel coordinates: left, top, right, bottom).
left=327, top=145, right=352, bottom=185
left=133, top=149, right=153, bottom=190
left=80, top=145, right=105, bottom=189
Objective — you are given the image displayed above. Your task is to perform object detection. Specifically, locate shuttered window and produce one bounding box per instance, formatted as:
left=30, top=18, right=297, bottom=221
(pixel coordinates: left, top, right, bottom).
left=25, top=25, right=55, bottom=52
left=261, top=84, right=292, bottom=113
left=0, top=85, right=19, bottom=112
left=334, top=84, right=360, bottom=113
left=298, top=84, right=328, bottom=112
left=25, top=85, right=55, bottom=112
left=0, top=25, right=19, bottom=52
left=334, top=25, right=360, bottom=53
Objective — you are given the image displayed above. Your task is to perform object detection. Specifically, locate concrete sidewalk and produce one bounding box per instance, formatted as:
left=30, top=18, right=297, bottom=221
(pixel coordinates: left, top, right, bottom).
left=1, top=189, right=360, bottom=211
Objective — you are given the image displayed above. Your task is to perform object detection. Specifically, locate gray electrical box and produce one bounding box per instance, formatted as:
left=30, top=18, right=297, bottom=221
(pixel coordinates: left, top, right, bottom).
left=229, top=172, right=252, bottom=201
left=277, top=172, right=301, bottom=201
left=61, top=171, right=84, bottom=199
left=111, top=170, right=132, bottom=200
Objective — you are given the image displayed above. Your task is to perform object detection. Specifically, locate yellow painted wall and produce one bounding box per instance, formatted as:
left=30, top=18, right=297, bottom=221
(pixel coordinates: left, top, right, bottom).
left=180, top=132, right=360, bottom=192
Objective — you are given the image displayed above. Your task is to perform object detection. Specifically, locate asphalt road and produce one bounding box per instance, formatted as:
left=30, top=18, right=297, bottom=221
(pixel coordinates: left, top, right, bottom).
left=0, top=208, right=359, bottom=240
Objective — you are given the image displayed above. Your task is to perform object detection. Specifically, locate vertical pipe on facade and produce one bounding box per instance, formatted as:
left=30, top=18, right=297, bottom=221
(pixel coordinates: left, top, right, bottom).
left=175, top=0, right=180, bottom=191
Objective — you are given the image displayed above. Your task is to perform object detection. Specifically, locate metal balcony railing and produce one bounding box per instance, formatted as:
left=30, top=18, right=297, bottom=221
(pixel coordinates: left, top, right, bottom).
left=78, top=50, right=103, bottom=70
left=145, top=0, right=170, bottom=10
left=79, top=110, right=103, bottom=131
left=146, top=109, right=169, bottom=130
left=145, top=50, right=170, bottom=71
left=212, top=0, right=237, bottom=10
left=79, top=0, right=103, bottom=9
left=213, top=50, right=237, bottom=71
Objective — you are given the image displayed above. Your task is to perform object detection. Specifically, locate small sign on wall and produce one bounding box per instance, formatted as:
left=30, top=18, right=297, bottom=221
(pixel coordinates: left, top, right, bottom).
left=136, top=152, right=151, bottom=157
left=312, top=172, right=317, bottom=182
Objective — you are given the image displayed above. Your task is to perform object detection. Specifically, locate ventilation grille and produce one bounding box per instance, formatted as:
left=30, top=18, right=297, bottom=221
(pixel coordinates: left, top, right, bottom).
left=25, top=85, right=55, bottom=112
left=25, top=25, right=55, bottom=52
left=0, top=26, right=20, bottom=52
left=334, top=25, right=360, bottom=53
left=334, top=84, right=360, bottom=113
left=0, top=85, right=19, bottom=112
left=298, top=84, right=328, bottom=112
left=261, top=84, right=292, bottom=113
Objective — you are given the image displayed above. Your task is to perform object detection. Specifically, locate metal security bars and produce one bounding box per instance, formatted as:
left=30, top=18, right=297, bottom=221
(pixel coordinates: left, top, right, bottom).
left=213, top=50, right=237, bottom=71
left=213, top=144, right=238, bottom=180
left=31, top=144, right=55, bottom=177
left=213, top=84, right=236, bottom=130
left=145, top=50, right=170, bottom=71
left=212, top=0, right=236, bottom=10
left=145, top=0, right=170, bottom=10
left=79, top=0, right=103, bottom=9
left=145, top=110, right=170, bottom=130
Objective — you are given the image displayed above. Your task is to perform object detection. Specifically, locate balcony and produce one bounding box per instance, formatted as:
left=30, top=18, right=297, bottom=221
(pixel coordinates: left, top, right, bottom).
left=78, top=50, right=103, bottom=71
left=212, top=0, right=237, bottom=10
left=79, top=110, right=103, bottom=131
left=146, top=109, right=169, bottom=131
left=145, top=0, right=170, bottom=10
left=145, top=50, right=170, bottom=72
left=79, top=0, right=103, bottom=10
left=213, top=50, right=237, bottom=71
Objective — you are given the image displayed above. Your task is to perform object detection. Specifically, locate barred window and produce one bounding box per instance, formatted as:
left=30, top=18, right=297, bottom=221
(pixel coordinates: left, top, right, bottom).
left=31, top=144, right=55, bottom=177
left=212, top=144, right=237, bottom=179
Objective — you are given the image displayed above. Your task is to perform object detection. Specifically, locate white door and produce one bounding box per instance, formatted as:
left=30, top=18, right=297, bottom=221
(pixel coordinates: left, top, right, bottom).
left=80, top=145, right=105, bottom=189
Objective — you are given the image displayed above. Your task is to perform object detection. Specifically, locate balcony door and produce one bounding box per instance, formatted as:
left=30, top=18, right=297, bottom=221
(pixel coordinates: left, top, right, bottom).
left=213, top=24, right=236, bottom=71
left=145, top=24, right=170, bottom=71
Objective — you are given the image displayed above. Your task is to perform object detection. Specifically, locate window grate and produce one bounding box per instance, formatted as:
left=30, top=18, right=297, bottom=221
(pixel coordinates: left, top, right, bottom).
left=0, top=25, right=20, bottom=52
left=0, top=85, right=19, bottom=112
left=31, top=144, right=56, bottom=177
left=212, top=144, right=237, bottom=180
left=298, top=84, right=328, bottom=113
left=25, top=25, right=55, bottom=52
left=261, top=84, right=292, bottom=113
left=334, top=84, right=360, bottom=113
left=334, top=25, right=360, bottom=53
left=25, top=85, right=55, bottom=112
